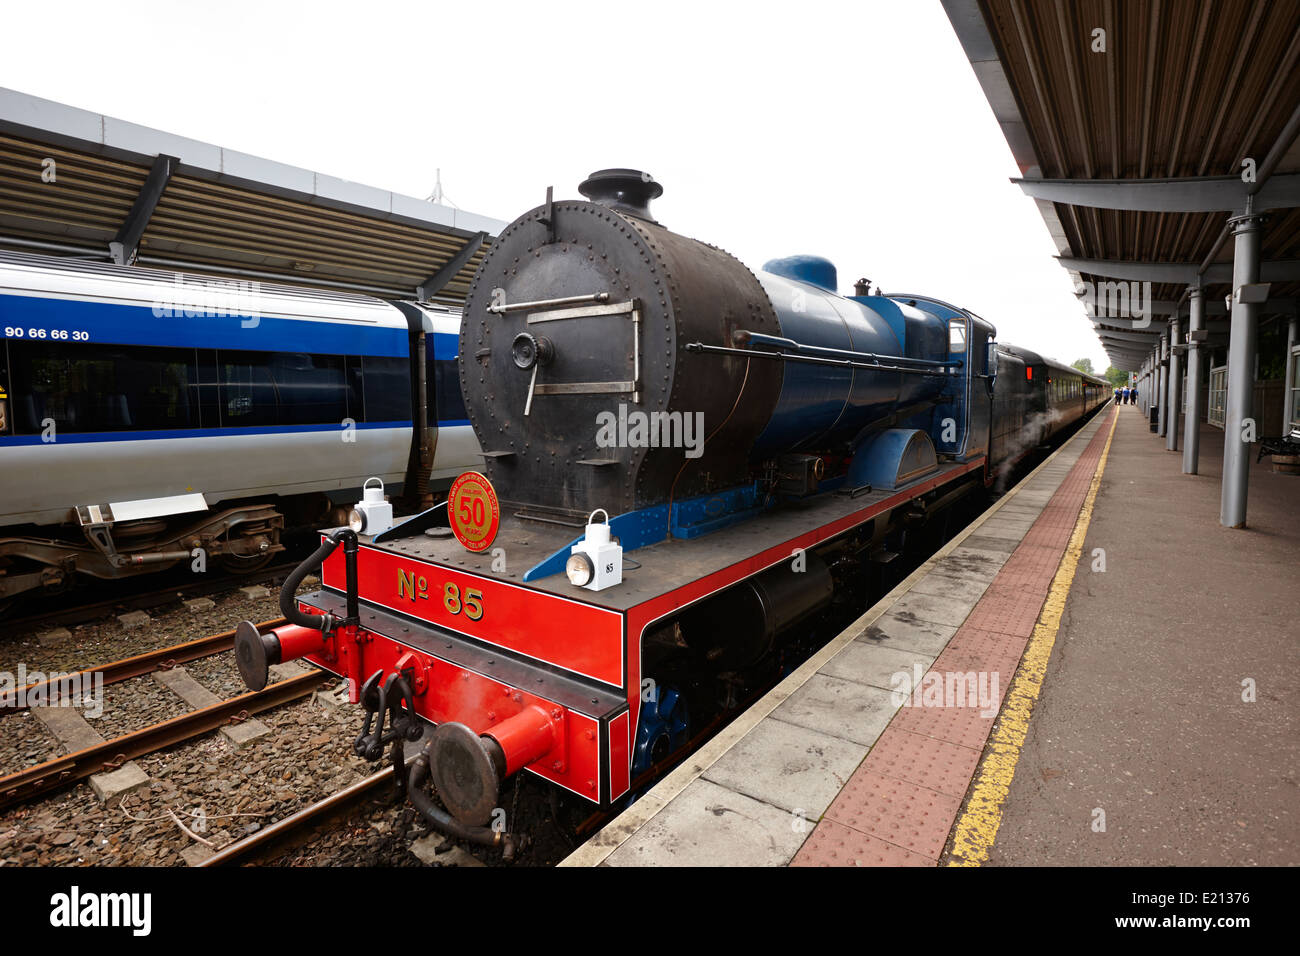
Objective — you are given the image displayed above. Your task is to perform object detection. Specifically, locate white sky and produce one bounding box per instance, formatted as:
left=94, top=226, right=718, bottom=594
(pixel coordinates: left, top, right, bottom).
left=0, top=0, right=1109, bottom=371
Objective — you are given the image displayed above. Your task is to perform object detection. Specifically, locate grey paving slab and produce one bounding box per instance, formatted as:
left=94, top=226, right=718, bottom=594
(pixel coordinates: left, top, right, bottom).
left=938, top=548, right=1007, bottom=578
left=976, top=520, right=1036, bottom=541
left=909, top=570, right=991, bottom=605
left=861, top=610, right=958, bottom=657
left=703, top=718, right=867, bottom=818
left=886, top=590, right=979, bottom=628
left=983, top=511, right=1038, bottom=528
left=995, top=504, right=1045, bottom=518
left=770, top=673, right=899, bottom=747
left=1009, top=496, right=1055, bottom=508
left=961, top=534, right=1018, bottom=553
left=605, top=778, right=810, bottom=867
left=1024, top=477, right=1068, bottom=490
left=819, top=641, right=934, bottom=690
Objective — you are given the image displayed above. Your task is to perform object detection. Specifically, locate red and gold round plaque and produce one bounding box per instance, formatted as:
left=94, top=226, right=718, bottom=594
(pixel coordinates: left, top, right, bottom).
left=447, top=471, right=500, bottom=552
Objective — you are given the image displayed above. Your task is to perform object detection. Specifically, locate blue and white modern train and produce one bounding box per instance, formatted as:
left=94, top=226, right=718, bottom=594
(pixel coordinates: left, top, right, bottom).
left=0, top=250, right=479, bottom=606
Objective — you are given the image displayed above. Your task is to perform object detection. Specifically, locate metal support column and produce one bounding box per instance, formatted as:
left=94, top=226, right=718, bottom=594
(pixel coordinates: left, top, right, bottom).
left=1183, top=287, right=1205, bottom=473
left=1166, top=316, right=1181, bottom=451
left=1147, top=349, right=1157, bottom=415
left=1157, top=336, right=1168, bottom=437
left=109, top=153, right=178, bottom=266
left=1220, top=210, right=1264, bottom=528
left=1284, top=311, right=1298, bottom=433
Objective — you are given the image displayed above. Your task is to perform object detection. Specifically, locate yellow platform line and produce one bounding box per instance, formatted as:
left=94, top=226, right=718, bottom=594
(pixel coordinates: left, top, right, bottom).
left=948, top=410, right=1119, bottom=866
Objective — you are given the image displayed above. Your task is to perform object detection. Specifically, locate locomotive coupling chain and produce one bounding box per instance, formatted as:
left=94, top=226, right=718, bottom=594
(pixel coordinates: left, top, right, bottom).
left=353, top=670, right=423, bottom=762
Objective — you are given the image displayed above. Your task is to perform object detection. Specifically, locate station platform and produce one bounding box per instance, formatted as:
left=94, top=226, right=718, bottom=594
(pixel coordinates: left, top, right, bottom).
left=561, top=403, right=1298, bottom=866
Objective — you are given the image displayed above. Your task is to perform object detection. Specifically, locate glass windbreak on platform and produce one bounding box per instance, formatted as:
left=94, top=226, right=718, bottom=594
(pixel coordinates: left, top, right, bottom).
left=1208, top=365, right=1227, bottom=428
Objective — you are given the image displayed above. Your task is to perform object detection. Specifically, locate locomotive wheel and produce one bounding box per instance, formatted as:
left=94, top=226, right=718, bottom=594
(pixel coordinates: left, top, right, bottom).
left=632, top=683, right=689, bottom=779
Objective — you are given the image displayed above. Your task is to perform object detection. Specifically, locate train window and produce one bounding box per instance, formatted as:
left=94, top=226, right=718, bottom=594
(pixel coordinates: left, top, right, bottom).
left=431, top=357, right=468, bottom=425
left=271, top=353, right=347, bottom=425
left=218, top=351, right=279, bottom=427
left=948, top=320, right=967, bottom=353
left=346, top=355, right=366, bottom=422
left=361, top=356, right=410, bottom=423
left=8, top=340, right=198, bottom=434
left=218, top=350, right=349, bottom=427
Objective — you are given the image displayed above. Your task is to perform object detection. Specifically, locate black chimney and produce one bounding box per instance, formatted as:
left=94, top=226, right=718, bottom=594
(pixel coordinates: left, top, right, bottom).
left=578, top=168, right=663, bottom=221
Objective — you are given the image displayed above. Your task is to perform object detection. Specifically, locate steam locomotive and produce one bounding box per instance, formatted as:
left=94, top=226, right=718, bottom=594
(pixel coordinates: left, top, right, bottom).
left=233, top=170, right=1107, bottom=855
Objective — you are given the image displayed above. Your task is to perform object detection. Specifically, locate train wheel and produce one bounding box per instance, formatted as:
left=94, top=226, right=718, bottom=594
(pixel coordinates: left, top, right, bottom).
left=218, top=550, right=275, bottom=574
left=631, top=683, right=689, bottom=779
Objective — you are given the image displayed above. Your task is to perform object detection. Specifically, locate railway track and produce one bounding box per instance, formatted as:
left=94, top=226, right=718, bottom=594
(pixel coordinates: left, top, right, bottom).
left=1, top=560, right=303, bottom=636
left=0, top=622, right=325, bottom=812
left=199, top=766, right=398, bottom=866
left=0, top=617, right=287, bottom=715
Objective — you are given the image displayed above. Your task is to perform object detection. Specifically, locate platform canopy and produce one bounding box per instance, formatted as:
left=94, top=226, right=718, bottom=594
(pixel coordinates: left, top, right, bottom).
left=0, top=87, right=504, bottom=306
left=943, top=0, right=1300, bottom=371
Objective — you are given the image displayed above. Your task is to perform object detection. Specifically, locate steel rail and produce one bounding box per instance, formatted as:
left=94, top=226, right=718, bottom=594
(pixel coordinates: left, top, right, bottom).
left=0, top=669, right=325, bottom=811
left=1, top=617, right=289, bottom=714
left=199, top=766, right=397, bottom=866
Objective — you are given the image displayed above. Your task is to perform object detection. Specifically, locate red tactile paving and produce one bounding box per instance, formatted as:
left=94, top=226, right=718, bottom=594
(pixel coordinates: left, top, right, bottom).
left=795, top=409, right=1116, bottom=866
left=962, top=582, right=1046, bottom=638
left=859, top=728, right=985, bottom=798
left=821, top=769, right=963, bottom=857
left=890, top=700, right=999, bottom=750
left=997, top=541, right=1066, bottom=579
left=791, top=818, right=936, bottom=867
left=931, top=626, right=1026, bottom=682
